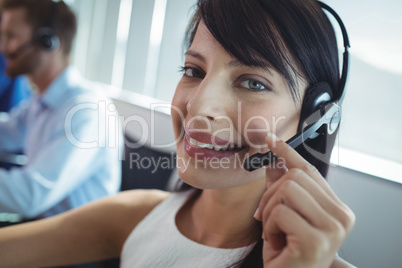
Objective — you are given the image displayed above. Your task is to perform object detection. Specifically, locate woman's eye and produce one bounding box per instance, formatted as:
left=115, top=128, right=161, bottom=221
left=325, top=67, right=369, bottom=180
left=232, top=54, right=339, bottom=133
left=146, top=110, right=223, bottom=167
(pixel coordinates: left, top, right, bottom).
left=180, top=66, right=205, bottom=79
left=239, top=79, right=267, bottom=91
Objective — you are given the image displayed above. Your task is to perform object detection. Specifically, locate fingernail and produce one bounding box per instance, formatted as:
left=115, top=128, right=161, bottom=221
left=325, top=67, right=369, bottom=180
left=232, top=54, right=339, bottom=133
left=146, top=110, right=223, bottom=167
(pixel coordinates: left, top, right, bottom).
left=283, top=165, right=289, bottom=173
left=267, top=132, right=280, bottom=141
left=254, top=208, right=259, bottom=219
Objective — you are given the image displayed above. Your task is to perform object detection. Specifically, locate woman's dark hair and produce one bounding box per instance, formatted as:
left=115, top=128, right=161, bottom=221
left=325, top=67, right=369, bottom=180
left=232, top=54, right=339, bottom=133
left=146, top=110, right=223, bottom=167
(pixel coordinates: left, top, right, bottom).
left=183, top=0, right=342, bottom=267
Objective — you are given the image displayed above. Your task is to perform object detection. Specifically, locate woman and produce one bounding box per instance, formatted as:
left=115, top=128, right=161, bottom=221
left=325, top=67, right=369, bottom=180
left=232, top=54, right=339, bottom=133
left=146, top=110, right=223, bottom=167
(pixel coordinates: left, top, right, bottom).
left=0, top=0, right=355, bottom=267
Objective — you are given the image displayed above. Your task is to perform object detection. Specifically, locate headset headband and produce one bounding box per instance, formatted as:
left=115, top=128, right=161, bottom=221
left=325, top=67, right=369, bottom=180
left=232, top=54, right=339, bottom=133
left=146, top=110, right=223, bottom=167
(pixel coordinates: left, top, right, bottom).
left=48, top=0, right=57, bottom=30
left=317, top=1, right=350, bottom=105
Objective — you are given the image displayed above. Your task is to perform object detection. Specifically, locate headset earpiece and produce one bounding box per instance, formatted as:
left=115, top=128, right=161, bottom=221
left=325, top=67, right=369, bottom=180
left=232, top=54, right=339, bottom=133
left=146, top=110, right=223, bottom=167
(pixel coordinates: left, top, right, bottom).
left=34, top=27, right=60, bottom=51
left=297, top=82, right=333, bottom=135
left=34, top=1, right=60, bottom=51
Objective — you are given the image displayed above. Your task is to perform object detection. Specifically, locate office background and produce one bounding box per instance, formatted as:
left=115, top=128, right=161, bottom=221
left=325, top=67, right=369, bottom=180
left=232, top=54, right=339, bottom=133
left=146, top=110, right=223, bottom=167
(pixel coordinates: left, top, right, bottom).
left=65, top=0, right=402, bottom=267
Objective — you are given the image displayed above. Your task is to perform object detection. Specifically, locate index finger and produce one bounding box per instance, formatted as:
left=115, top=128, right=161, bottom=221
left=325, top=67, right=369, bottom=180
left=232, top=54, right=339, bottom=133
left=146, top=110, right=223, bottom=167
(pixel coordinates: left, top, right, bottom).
left=266, top=132, right=338, bottom=199
left=266, top=132, right=309, bottom=169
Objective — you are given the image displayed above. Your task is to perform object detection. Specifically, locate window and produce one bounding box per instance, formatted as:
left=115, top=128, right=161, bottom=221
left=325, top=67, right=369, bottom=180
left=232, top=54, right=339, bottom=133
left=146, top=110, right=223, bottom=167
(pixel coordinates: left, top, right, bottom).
left=68, top=0, right=196, bottom=100
left=324, top=0, right=402, bottom=182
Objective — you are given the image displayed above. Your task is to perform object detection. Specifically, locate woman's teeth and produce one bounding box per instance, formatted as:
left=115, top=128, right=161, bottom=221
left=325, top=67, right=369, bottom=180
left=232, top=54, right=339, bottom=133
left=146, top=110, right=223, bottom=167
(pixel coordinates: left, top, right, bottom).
left=189, top=137, right=241, bottom=151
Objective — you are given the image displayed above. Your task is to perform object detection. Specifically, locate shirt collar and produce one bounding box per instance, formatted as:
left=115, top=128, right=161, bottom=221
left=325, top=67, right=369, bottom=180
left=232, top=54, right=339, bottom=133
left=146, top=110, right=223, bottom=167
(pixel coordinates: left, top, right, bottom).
left=40, top=66, right=82, bottom=109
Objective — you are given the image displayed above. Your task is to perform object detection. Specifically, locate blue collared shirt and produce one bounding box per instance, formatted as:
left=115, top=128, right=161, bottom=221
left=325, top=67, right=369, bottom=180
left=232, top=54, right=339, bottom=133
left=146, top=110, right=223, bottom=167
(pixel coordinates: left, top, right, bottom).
left=0, top=53, right=31, bottom=112
left=0, top=66, right=123, bottom=218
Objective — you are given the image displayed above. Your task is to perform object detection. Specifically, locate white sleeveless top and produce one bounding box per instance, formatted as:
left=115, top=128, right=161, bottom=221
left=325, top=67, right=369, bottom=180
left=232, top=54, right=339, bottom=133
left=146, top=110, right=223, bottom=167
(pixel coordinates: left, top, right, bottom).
left=120, top=190, right=256, bottom=268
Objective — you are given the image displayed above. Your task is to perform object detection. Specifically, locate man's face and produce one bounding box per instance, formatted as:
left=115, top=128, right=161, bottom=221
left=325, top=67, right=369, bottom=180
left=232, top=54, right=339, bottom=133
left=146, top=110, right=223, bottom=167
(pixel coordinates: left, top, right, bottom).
left=0, top=7, right=40, bottom=77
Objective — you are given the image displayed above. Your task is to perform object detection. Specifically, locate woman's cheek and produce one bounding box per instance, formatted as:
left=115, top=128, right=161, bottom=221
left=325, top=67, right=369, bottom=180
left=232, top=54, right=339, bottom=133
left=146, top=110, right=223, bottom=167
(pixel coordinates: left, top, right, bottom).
left=242, top=118, right=272, bottom=152
left=240, top=110, right=299, bottom=152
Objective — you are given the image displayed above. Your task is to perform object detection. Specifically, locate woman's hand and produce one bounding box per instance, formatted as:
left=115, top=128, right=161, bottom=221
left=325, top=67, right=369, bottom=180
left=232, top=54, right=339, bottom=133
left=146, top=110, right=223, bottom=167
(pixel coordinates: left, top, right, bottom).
left=254, top=132, right=355, bottom=268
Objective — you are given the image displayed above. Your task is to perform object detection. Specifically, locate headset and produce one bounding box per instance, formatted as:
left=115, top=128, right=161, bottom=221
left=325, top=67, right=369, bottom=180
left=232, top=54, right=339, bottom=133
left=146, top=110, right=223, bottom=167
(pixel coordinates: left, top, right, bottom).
left=35, top=0, right=60, bottom=51
left=244, top=1, right=350, bottom=172
left=8, top=0, right=60, bottom=59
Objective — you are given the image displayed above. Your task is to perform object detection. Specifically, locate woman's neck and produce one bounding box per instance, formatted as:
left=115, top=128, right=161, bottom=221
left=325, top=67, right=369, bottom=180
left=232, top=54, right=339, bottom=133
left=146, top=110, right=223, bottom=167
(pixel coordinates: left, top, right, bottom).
left=176, top=178, right=266, bottom=249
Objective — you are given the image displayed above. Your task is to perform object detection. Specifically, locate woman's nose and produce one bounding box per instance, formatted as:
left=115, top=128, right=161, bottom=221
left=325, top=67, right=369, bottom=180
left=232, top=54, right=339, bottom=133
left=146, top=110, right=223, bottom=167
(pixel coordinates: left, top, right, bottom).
left=186, top=75, right=230, bottom=121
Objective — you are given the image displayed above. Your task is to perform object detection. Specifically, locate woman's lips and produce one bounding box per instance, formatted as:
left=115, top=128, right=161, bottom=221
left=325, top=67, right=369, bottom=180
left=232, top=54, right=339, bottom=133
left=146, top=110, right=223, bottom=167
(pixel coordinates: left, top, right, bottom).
left=185, top=128, right=242, bottom=147
left=183, top=131, right=245, bottom=160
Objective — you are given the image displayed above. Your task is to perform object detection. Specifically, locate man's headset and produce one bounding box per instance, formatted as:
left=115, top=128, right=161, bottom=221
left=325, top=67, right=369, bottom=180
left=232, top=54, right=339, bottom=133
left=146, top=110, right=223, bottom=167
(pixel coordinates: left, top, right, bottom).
left=8, top=0, right=60, bottom=59
left=244, top=1, right=350, bottom=172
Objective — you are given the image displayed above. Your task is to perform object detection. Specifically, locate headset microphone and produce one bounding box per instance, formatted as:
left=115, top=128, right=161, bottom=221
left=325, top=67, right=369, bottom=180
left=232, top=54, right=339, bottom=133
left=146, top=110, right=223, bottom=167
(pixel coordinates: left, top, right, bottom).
left=7, top=41, right=33, bottom=60
left=243, top=1, right=350, bottom=172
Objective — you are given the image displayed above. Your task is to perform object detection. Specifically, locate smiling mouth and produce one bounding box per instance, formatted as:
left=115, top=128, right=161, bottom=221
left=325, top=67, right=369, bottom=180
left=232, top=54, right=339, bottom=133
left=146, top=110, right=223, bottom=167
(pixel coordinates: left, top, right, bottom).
left=188, top=137, right=244, bottom=152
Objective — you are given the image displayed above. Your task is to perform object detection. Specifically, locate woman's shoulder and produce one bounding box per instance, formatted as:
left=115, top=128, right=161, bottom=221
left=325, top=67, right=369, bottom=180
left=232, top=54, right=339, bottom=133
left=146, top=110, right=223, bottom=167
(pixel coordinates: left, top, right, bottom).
left=92, top=189, right=171, bottom=251
left=331, top=255, right=357, bottom=268
left=108, top=189, right=171, bottom=211
left=108, top=189, right=171, bottom=225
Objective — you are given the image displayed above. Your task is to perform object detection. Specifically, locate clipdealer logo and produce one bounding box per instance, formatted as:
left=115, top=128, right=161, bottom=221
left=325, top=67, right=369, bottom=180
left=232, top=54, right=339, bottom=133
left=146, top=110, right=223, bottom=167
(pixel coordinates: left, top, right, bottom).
left=64, top=101, right=336, bottom=168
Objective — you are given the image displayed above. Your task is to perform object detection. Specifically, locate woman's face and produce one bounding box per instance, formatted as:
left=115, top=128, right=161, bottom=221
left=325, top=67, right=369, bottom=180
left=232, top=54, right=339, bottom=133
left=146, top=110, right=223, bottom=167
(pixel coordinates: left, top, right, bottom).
left=172, top=22, right=307, bottom=189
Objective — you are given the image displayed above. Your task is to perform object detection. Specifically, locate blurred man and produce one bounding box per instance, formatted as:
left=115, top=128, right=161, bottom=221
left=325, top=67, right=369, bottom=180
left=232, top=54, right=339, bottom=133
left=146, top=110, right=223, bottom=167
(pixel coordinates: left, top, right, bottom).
left=0, top=0, right=122, bottom=219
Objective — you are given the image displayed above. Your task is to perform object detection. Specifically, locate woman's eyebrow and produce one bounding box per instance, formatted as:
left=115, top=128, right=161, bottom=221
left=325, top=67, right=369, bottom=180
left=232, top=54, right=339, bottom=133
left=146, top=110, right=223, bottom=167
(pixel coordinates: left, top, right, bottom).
left=228, top=59, right=274, bottom=75
left=185, top=49, right=274, bottom=75
left=184, top=50, right=206, bottom=63
left=185, top=50, right=251, bottom=68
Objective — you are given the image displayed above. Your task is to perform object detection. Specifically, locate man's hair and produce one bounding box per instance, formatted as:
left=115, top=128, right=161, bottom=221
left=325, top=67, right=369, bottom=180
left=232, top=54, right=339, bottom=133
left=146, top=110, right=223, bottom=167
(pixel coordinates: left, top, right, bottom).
left=0, top=0, right=77, bottom=55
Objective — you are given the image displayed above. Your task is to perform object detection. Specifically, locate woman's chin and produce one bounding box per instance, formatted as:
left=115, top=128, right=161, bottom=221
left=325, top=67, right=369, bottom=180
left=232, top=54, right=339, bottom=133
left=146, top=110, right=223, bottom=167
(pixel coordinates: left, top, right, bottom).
left=177, top=168, right=264, bottom=190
